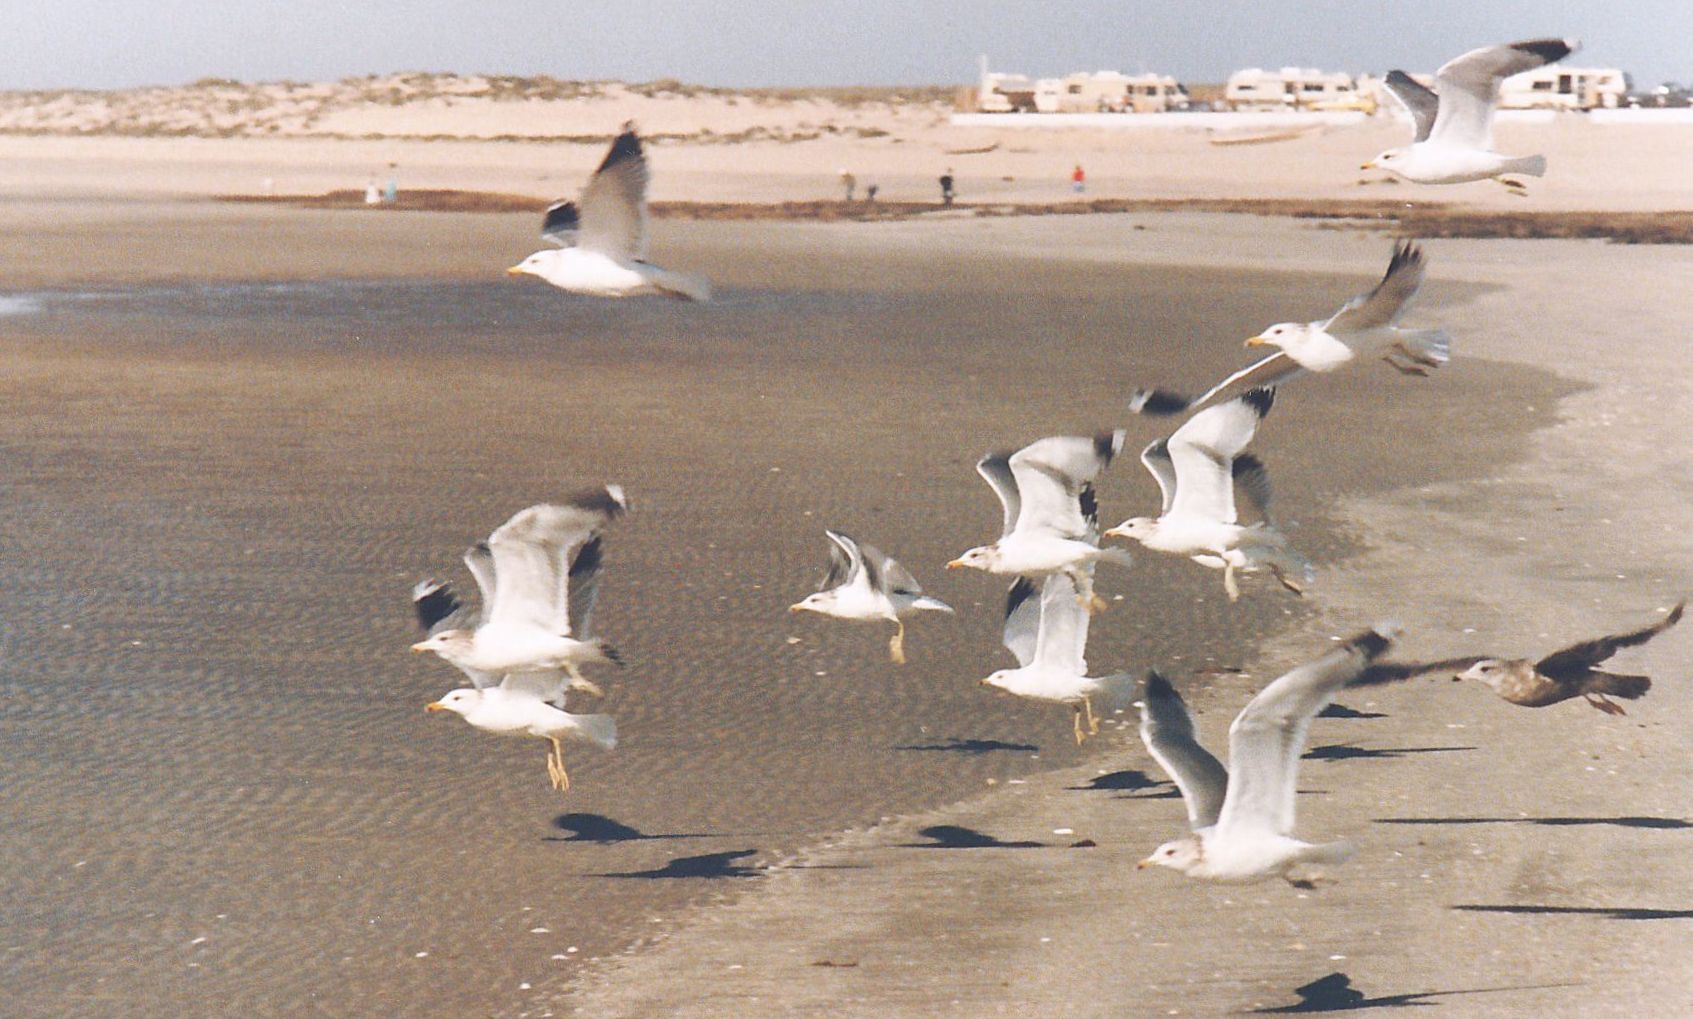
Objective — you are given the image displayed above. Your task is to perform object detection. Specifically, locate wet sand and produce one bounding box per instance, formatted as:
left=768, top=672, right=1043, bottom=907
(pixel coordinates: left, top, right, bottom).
left=3, top=206, right=1686, bottom=1018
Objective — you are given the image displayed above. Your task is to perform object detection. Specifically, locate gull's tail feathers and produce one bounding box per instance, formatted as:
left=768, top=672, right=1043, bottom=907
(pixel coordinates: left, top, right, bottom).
left=1589, top=672, right=1651, bottom=700
left=567, top=712, right=619, bottom=750
left=1405, top=328, right=1451, bottom=365
left=1091, top=671, right=1142, bottom=714
left=907, top=595, right=956, bottom=614
left=1295, top=838, right=1356, bottom=868
left=648, top=267, right=712, bottom=302
left=1504, top=154, right=1548, bottom=178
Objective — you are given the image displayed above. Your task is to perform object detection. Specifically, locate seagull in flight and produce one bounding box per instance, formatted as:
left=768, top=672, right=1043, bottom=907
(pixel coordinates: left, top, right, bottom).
left=1135, top=624, right=1399, bottom=885
left=507, top=124, right=711, bottom=300
left=1362, top=38, right=1578, bottom=194
left=789, top=530, right=954, bottom=664
left=1130, top=242, right=1449, bottom=417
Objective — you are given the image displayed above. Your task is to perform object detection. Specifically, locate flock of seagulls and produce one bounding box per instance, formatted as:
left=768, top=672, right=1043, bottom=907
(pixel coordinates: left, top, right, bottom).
left=406, top=36, right=1685, bottom=886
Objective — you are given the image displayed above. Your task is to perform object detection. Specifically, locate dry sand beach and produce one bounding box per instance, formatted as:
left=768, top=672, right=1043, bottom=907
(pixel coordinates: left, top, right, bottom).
left=2, top=83, right=1692, bottom=1018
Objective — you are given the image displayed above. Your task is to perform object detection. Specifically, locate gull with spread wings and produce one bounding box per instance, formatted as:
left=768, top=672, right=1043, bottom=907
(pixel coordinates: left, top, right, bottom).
left=1136, top=624, right=1398, bottom=885
left=1363, top=38, right=1578, bottom=194
left=1130, top=242, right=1449, bottom=417
left=948, top=431, right=1133, bottom=614
left=411, top=488, right=627, bottom=694
left=789, top=530, right=954, bottom=664
left=507, top=124, right=711, bottom=300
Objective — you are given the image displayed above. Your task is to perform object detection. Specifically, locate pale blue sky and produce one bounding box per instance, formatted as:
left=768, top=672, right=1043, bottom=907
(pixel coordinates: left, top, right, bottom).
left=6, top=1, right=1688, bottom=90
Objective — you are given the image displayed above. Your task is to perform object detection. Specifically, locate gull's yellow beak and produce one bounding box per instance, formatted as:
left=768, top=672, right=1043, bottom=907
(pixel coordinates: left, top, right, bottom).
left=505, top=265, right=525, bottom=277
left=410, top=641, right=432, bottom=653
left=1136, top=857, right=1154, bottom=870
left=787, top=603, right=807, bottom=614
left=1102, top=526, right=1127, bottom=540
left=1360, top=160, right=1377, bottom=170
left=425, top=702, right=447, bottom=712
left=1245, top=334, right=1270, bottom=348
left=945, top=558, right=968, bottom=570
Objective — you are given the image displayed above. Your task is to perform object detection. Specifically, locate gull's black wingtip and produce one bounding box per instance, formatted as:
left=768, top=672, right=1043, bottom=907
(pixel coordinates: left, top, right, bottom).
left=412, top=579, right=461, bottom=632
left=1005, top=576, right=1039, bottom=619
left=1241, top=386, right=1276, bottom=419
left=599, top=127, right=645, bottom=172
left=1094, top=429, right=1127, bottom=465
left=1129, top=389, right=1193, bottom=417
left=1514, top=38, right=1576, bottom=66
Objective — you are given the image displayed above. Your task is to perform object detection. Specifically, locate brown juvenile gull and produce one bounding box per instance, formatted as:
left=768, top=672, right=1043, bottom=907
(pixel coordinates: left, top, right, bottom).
left=1452, top=602, right=1683, bottom=714
left=1129, top=242, right=1449, bottom=417
left=506, top=124, right=711, bottom=300
left=411, top=488, right=627, bottom=695
left=948, top=431, right=1133, bottom=614
left=1363, top=39, right=1579, bottom=193
left=788, top=530, right=954, bottom=664
left=1105, top=387, right=1311, bottom=601
left=1135, top=623, right=1398, bottom=885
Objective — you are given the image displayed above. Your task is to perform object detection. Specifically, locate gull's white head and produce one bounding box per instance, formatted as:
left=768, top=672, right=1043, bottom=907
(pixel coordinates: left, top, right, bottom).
left=411, top=629, right=474, bottom=664
left=979, top=669, right=1018, bottom=694
left=946, top=545, right=999, bottom=572
left=1103, top=518, right=1157, bottom=543
left=1245, top=321, right=1315, bottom=351
left=1453, top=659, right=1517, bottom=692
left=506, top=250, right=563, bottom=279
left=425, top=687, right=481, bottom=717
left=788, top=591, right=838, bottom=615
left=1138, top=837, right=1203, bottom=874
left=1361, top=147, right=1409, bottom=173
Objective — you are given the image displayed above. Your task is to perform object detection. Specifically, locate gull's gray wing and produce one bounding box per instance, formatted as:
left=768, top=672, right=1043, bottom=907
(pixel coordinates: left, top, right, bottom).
left=1431, top=38, right=1577, bottom=150
left=1138, top=671, right=1229, bottom=830
left=1322, top=241, right=1426, bottom=335
left=1535, top=601, right=1684, bottom=680
left=1182, top=352, right=1307, bottom=415
left=975, top=452, right=1021, bottom=540
left=1351, top=656, right=1487, bottom=687
left=502, top=668, right=571, bottom=707
left=861, top=542, right=923, bottom=597
left=1383, top=70, right=1438, bottom=143
left=412, top=580, right=498, bottom=690
left=1008, top=431, right=1126, bottom=540
left=1217, top=625, right=1396, bottom=838
left=566, top=535, right=607, bottom=641
left=1231, top=453, right=1274, bottom=524
left=485, top=486, right=629, bottom=636
left=1166, top=388, right=1273, bottom=525
left=1140, top=439, right=1179, bottom=516
left=1001, top=577, right=1041, bottom=668
left=541, top=200, right=579, bottom=248
left=577, top=127, right=650, bottom=261
left=1031, top=570, right=1090, bottom=675
left=819, top=530, right=865, bottom=592
left=463, top=541, right=496, bottom=613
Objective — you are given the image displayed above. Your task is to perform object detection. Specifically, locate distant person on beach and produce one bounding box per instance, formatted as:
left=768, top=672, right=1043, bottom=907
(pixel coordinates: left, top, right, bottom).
left=1072, top=163, right=1086, bottom=194
left=839, top=168, right=856, bottom=202
left=364, top=178, right=381, bottom=205
left=865, top=183, right=879, bottom=204
left=939, top=169, right=955, bottom=207
left=385, top=163, right=398, bottom=204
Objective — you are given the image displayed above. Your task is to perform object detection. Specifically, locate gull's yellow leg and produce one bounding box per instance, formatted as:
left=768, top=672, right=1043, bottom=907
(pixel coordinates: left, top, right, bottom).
left=547, top=737, right=571, bottom=792
left=1083, top=695, right=1100, bottom=736
left=1224, top=563, right=1241, bottom=603
left=566, top=663, right=604, bottom=698
left=888, top=620, right=907, bottom=665
left=1072, top=706, right=1087, bottom=745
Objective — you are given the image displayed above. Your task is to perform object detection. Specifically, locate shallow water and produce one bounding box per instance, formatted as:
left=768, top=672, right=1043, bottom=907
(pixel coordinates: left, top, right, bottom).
left=0, top=241, right=1563, bottom=1017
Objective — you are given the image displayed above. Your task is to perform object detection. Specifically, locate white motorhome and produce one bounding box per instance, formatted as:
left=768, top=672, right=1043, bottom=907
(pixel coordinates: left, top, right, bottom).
left=978, top=71, right=1037, bottom=112
left=1226, top=67, right=1358, bottom=110
left=1054, top=71, right=1189, bottom=112
left=1500, top=66, right=1628, bottom=109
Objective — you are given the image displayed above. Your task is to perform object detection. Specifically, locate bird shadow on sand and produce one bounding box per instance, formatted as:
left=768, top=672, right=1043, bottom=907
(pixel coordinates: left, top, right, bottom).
left=894, top=737, right=1040, bottom=754
left=1250, top=971, right=1577, bottom=1013
left=546, top=812, right=716, bottom=844
left=1066, top=769, right=1182, bottom=801
left=1318, top=703, right=1389, bottom=720
left=1303, top=743, right=1477, bottom=761
left=898, top=825, right=1044, bottom=850
left=1376, top=815, right=1691, bottom=830
left=594, top=849, right=763, bottom=880
left=1452, top=904, right=1693, bottom=921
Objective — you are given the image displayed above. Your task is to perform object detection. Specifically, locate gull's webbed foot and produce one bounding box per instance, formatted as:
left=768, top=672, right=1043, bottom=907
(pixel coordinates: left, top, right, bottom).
left=1382, top=353, right=1430, bottom=377
left=1585, top=693, right=1627, bottom=716
left=1497, top=177, right=1529, bottom=197
left=1270, top=564, right=1306, bottom=596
